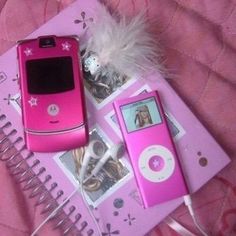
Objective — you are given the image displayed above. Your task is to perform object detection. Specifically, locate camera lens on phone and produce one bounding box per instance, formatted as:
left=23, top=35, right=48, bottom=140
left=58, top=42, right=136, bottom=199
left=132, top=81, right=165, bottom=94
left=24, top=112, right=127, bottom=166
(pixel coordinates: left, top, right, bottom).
left=39, top=37, right=56, bottom=48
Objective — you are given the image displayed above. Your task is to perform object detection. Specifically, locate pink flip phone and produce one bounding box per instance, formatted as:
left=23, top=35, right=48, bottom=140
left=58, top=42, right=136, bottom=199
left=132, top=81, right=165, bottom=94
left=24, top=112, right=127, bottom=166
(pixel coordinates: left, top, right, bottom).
left=17, top=35, right=88, bottom=152
left=113, top=91, right=188, bottom=208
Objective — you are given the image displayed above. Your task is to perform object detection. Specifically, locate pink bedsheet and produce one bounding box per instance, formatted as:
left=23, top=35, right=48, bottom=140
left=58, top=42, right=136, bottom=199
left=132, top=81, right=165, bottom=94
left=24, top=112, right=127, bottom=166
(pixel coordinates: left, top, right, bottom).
left=0, top=0, right=235, bottom=235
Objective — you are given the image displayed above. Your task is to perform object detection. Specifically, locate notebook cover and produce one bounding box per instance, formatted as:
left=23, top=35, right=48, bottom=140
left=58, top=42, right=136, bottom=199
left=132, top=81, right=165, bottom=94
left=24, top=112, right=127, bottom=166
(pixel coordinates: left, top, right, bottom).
left=0, top=0, right=230, bottom=235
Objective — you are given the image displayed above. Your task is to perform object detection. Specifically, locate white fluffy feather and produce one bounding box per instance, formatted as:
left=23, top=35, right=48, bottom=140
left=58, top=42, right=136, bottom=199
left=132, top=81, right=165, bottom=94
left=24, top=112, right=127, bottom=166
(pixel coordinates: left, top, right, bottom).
left=83, top=4, right=162, bottom=79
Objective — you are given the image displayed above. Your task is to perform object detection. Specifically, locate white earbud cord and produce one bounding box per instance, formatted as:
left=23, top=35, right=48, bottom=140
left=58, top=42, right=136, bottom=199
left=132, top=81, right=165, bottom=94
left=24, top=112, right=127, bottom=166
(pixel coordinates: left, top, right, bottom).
left=184, top=195, right=209, bottom=236
left=80, top=181, right=103, bottom=236
left=30, top=182, right=103, bottom=236
left=30, top=186, right=79, bottom=236
left=31, top=144, right=105, bottom=235
left=31, top=142, right=123, bottom=235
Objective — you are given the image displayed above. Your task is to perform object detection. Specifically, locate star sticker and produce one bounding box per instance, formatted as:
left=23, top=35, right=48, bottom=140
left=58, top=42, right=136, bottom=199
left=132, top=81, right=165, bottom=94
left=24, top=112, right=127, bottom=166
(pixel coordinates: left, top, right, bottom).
left=124, top=214, right=136, bottom=226
left=74, top=11, right=94, bottom=29
left=28, top=97, right=38, bottom=107
left=102, top=223, right=120, bottom=235
left=24, top=48, right=33, bottom=56
left=62, top=41, right=71, bottom=51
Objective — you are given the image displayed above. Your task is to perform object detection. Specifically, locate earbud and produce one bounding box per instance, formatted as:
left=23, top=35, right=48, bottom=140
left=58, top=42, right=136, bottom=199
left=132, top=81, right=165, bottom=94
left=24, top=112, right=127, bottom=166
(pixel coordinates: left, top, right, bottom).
left=79, top=140, right=106, bottom=182
left=90, top=142, right=125, bottom=177
left=80, top=141, right=125, bottom=184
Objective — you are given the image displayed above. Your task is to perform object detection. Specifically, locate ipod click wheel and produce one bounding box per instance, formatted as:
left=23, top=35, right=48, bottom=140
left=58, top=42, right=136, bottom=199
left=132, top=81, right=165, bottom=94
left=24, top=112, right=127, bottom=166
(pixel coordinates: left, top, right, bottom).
left=139, top=145, right=175, bottom=182
left=113, top=90, right=189, bottom=208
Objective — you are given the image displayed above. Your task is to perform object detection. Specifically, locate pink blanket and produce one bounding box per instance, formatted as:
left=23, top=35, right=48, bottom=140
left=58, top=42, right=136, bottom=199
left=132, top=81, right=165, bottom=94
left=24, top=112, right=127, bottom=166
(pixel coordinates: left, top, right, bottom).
left=0, top=0, right=235, bottom=235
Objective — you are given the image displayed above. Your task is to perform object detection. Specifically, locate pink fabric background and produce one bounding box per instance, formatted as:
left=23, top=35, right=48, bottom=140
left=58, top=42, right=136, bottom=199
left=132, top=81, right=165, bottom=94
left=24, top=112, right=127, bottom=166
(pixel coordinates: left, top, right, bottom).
left=0, top=0, right=236, bottom=235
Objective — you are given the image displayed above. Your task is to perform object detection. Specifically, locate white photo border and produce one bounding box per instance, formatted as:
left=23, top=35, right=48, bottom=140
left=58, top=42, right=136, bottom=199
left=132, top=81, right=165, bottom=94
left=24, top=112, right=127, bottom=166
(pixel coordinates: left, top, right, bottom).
left=53, top=124, right=133, bottom=207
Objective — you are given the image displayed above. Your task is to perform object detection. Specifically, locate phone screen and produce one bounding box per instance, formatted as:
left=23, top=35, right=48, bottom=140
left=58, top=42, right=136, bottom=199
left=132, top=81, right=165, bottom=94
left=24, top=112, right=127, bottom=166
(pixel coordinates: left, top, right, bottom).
left=121, top=97, right=162, bottom=133
left=26, top=56, right=75, bottom=94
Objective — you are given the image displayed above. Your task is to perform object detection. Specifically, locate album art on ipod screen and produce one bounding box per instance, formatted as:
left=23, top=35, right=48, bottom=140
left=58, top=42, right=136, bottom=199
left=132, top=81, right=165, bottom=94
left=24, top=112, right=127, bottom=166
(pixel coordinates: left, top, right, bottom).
left=121, top=97, right=162, bottom=132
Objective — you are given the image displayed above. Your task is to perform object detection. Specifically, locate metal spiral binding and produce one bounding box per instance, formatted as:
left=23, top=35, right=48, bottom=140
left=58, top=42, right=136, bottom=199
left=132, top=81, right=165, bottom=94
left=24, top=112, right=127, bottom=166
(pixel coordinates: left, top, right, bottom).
left=0, top=114, right=93, bottom=235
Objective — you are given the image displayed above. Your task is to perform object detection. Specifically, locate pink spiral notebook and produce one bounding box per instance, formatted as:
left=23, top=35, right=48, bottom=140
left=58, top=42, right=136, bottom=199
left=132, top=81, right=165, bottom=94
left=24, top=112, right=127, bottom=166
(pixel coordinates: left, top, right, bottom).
left=0, top=0, right=230, bottom=235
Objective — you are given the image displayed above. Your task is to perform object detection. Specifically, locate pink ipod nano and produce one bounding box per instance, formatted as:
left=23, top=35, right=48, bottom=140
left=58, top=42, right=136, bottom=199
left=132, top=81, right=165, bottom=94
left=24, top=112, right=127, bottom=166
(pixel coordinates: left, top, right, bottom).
left=113, top=91, right=189, bottom=208
left=17, top=35, right=88, bottom=152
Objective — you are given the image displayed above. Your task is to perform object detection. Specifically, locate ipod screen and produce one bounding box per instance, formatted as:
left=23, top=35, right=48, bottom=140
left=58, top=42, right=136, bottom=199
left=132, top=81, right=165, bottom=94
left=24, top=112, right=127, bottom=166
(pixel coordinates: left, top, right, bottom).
left=121, top=97, right=162, bottom=133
